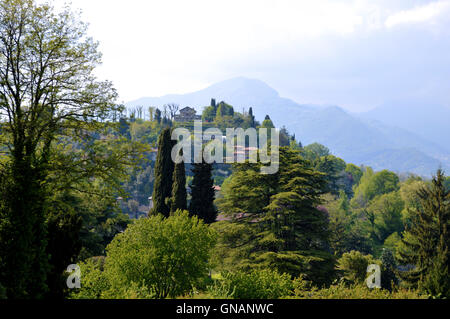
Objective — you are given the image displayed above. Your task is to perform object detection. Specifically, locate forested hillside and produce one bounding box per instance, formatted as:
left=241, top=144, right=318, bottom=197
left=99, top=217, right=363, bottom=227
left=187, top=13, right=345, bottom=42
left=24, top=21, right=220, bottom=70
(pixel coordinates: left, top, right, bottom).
left=127, top=78, right=450, bottom=176
left=0, top=0, right=448, bottom=301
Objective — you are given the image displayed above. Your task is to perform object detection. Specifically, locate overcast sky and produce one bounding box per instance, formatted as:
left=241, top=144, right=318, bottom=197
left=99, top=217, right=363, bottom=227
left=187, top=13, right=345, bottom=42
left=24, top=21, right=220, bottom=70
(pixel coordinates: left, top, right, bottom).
left=52, top=0, right=450, bottom=112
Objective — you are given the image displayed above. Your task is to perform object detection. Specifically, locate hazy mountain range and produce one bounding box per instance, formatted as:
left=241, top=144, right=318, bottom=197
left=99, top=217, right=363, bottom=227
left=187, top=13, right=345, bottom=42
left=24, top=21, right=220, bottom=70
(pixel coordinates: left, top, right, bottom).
left=126, top=77, right=450, bottom=176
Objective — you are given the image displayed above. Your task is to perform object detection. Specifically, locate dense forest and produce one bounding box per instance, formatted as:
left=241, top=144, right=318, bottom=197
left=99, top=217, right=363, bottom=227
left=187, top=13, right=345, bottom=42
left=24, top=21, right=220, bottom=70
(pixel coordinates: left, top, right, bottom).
left=0, top=0, right=449, bottom=300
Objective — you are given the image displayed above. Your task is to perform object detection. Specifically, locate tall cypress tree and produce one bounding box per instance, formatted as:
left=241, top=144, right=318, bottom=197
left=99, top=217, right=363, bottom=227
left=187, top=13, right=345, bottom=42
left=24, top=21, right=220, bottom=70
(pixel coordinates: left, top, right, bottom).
left=170, top=150, right=187, bottom=212
left=155, top=108, right=162, bottom=124
left=248, top=107, right=256, bottom=128
left=150, top=128, right=175, bottom=217
left=189, top=161, right=217, bottom=224
left=397, top=169, right=449, bottom=297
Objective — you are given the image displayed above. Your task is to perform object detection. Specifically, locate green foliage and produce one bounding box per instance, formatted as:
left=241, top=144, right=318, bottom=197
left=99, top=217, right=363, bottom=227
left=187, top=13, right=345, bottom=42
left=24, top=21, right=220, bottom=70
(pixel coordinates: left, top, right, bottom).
left=279, top=127, right=291, bottom=147
left=399, top=178, right=427, bottom=227
left=70, top=257, right=110, bottom=299
left=337, top=251, right=377, bottom=284
left=0, top=0, right=138, bottom=298
left=215, top=147, right=335, bottom=285
left=208, top=269, right=292, bottom=299
left=325, top=192, right=372, bottom=256
left=261, top=115, right=275, bottom=129
left=45, top=202, right=83, bottom=298
left=189, top=161, right=217, bottom=224
left=367, top=170, right=400, bottom=199
left=383, top=232, right=402, bottom=255
left=351, top=167, right=375, bottom=207
left=421, top=246, right=450, bottom=298
left=368, top=191, right=404, bottom=244
left=314, top=155, right=347, bottom=195
left=150, top=128, right=175, bottom=217
left=210, top=220, right=255, bottom=272
left=291, top=281, right=425, bottom=299
left=380, top=248, right=398, bottom=291
left=105, top=211, right=216, bottom=298
left=345, top=164, right=363, bottom=186
left=155, top=108, right=162, bottom=124
left=301, top=143, right=331, bottom=161
left=202, top=106, right=216, bottom=122
left=397, top=169, right=449, bottom=298
left=71, top=211, right=217, bottom=299
left=248, top=107, right=256, bottom=128
left=444, top=176, right=450, bottom=192
left=170, top=154, right=187, bottom=212
left=202, top=101, right=235, bottom=123
left=70, top=257, right=157, bottom=299
left=352, top=169, right=400, bottom=208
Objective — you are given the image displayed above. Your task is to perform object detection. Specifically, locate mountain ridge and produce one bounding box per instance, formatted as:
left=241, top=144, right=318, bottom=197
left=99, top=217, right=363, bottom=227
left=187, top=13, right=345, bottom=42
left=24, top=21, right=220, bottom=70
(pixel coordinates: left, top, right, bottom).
left=126, top=77, right=450, bottom=176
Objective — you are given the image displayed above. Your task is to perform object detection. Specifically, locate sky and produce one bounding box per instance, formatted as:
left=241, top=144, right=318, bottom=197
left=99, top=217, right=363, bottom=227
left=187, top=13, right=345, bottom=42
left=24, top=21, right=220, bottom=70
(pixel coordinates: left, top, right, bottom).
left=52, top=0, right=450, bottom=112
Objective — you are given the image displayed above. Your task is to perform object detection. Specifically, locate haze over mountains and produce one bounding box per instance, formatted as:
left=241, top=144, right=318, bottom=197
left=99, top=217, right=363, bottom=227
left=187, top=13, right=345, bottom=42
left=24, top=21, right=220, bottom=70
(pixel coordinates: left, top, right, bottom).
left=126, top=77, right=450, bottom=176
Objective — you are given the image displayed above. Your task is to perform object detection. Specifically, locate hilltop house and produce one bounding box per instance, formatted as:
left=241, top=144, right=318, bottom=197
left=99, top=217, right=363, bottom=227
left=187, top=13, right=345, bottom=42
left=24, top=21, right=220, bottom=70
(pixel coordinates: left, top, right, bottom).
left=174, top=106, right=201, bottom=122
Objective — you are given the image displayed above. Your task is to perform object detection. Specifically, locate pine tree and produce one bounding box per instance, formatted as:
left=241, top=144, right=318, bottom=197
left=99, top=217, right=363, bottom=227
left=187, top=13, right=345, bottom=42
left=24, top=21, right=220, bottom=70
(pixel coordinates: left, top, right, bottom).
left=423, top=240, right=449, bottom=298
left=397, top=169, right=449, bottom=297
left=216, top=147, right=335, bottom=284
left=189, top=161, right=217, bottom=224
left=150, top=128, right=175, bottom=217
left=170, top=150, right=187, bottom=213
left=338, top=190, right=350, bottom=213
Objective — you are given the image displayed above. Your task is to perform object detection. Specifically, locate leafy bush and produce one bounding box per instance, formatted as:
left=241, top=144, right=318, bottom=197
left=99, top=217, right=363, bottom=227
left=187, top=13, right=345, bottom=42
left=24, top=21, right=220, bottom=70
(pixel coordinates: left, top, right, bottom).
left=101, top=282, right=157, bottom=299
left=206, top=276, right=236, bottom=299
left=70, top=211, right=217, bottom=299
left=337, top=251, right=378, bottom=284
left=208, top=269, right=292, bottom=299
left=106, top=210, right=216, bottom=298
left=291, top=281, right=425, bottom=299
left=69, top=257, right=110, bottom=299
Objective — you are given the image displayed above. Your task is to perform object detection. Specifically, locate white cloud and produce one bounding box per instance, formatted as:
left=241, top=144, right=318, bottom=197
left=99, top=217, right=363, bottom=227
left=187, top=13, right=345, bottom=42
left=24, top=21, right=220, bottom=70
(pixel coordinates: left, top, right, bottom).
left=50, top=0, right=370, bottom=101
left=385, top=0, right=450, bottom=28
left=45, top=0, right=450, bottom=109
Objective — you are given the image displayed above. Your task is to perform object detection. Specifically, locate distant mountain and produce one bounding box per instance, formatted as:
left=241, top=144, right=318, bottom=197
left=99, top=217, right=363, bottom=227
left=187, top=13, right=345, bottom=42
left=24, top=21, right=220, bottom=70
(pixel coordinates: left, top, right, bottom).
left=126, top=77, right=450, bottom=176
left=359, top=100, right=450, bottom=152
left=283, top=105, right=449, bottom=175
left=126, top=77, right=305, bottom=121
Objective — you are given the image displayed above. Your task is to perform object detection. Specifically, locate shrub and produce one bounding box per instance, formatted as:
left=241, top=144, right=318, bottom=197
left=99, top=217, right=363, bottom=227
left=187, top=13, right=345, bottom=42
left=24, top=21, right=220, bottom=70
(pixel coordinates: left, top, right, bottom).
left=101, top=282, right=157, bottom=299
left=104, top=210, right=216, bottom=298
left=291, top=282, right=425, bottom=299
left=208, top=269, right=292, bottom=299
left=337, top=251, right=378, bottom=284
left=69, top=257, right=110, bottom=299
left=71, top=211, right=217, bottom=299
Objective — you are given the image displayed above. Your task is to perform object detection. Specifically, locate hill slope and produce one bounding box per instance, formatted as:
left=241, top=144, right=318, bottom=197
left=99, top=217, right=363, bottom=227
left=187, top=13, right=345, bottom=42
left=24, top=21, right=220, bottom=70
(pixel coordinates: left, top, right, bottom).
left=126, top=77, right=450, bottom=176
left=359, top=100, right=450, bottom=152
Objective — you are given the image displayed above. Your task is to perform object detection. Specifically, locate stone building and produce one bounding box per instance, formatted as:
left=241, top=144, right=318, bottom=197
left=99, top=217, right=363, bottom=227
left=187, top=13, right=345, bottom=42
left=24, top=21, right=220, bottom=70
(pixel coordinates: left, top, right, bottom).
left=174, top=107, right=201, bottom=122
